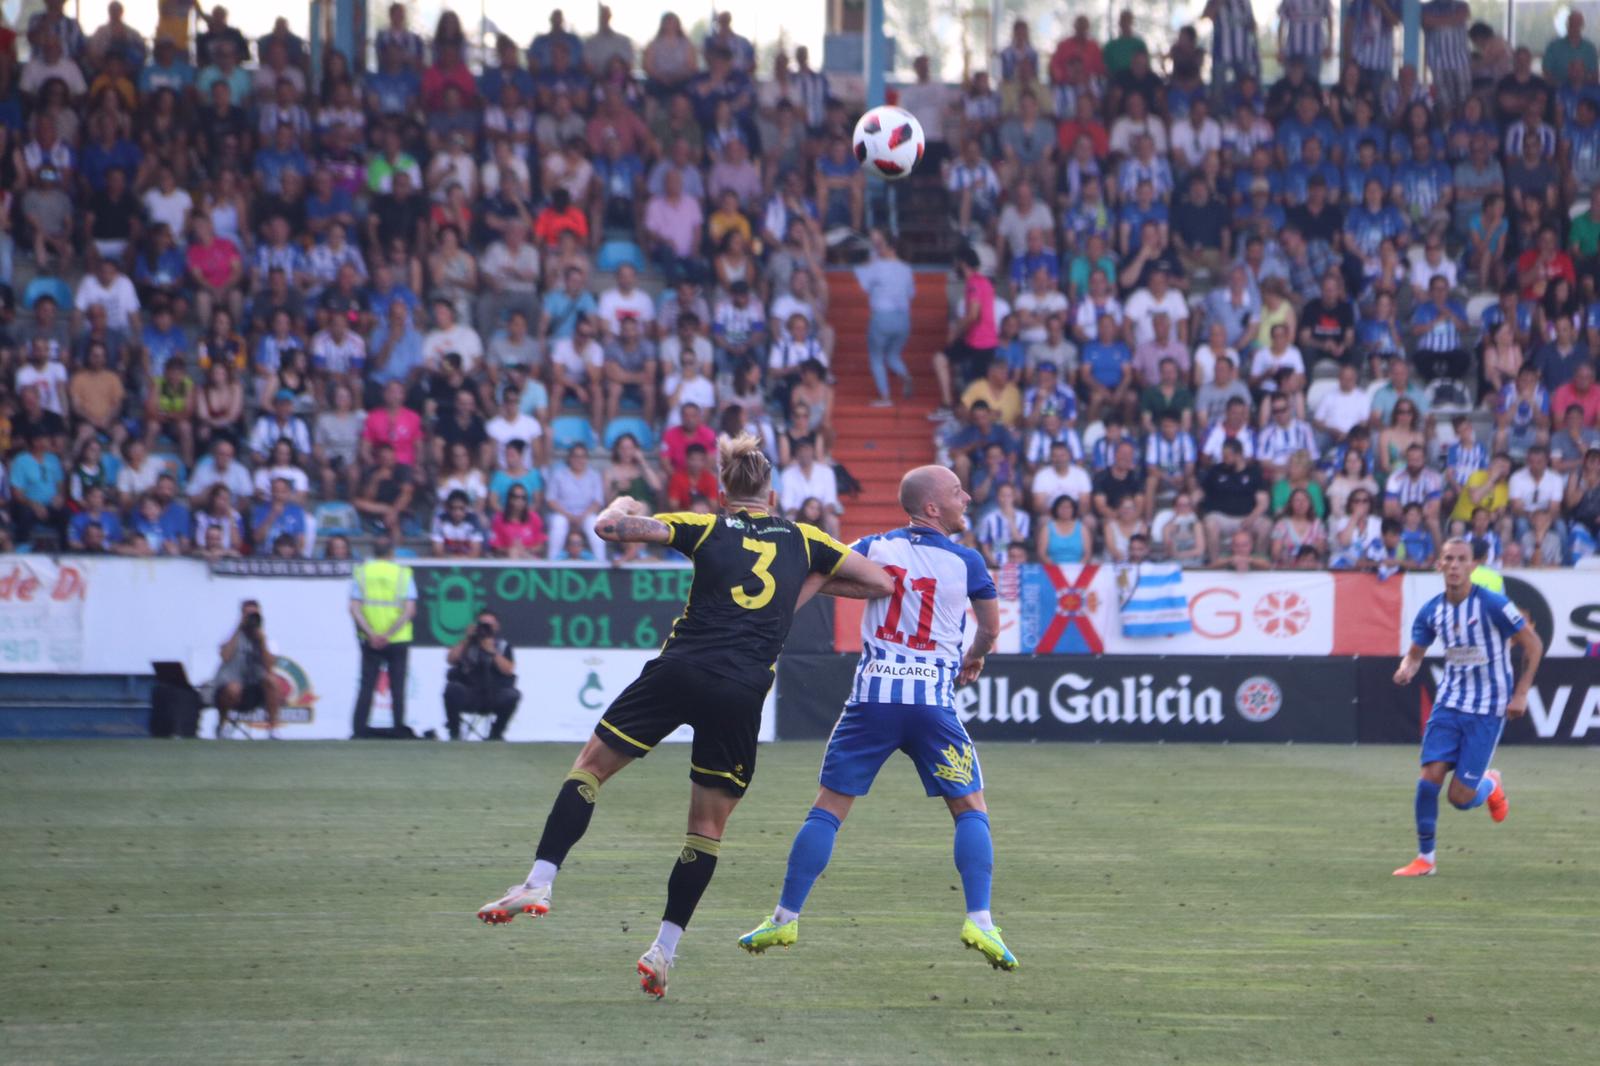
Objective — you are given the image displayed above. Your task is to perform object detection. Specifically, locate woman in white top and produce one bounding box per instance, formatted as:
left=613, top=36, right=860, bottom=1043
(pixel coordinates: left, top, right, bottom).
left=1328, top=489, right=1382, bottom=569
left=643, top=13, right=697, bottom=95
left=1327, top=448, right=1380, bottom=519
left=1191, top=321, right=1240, bottom=387
left=252, top=439, right=312, bottom=504
left=438, top=441, right=489, bottom=514
left=1249, top=322, right=1306, bottom=396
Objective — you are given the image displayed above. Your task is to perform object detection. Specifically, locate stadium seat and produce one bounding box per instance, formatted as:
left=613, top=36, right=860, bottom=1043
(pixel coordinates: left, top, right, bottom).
left=1570, top=198, right=1590, bottom=220
left=314, top=502, right=361, bottom=537
left=1150, top=508, right=1175, bottom=543
left=596, top=240, right=645, bottom=273
left=550, top=415, right=598, bottom=452
left=150, top=452, right=187, bottom=487
left=394, top=545, right=419, bottom=559
left=22, top=276, right=72, bottom=311
left=1310, top=359, right=1342, bottom=381
left=1464, top=292, right=1497, bottom=325
left=1081, top=420, right=1106, bottom=457
left=1425, top=378, right=1473, bottom=415
left=603, top=416, right=655, bottom=451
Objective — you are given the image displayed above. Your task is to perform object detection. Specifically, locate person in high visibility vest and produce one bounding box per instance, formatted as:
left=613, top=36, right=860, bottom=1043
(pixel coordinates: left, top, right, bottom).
left=1469, top=535, right=1505, bottom=593
left=348, top=537, right=418, bottom=737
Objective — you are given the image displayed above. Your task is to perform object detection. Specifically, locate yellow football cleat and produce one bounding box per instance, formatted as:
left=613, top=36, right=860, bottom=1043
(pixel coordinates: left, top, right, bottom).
left=960, top=919, right=1018, bottom=971
left=737, top=916, right=798, bottom=954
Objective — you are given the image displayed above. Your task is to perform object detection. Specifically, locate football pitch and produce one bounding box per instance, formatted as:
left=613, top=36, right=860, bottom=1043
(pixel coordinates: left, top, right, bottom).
left=2, top=741, right=1596, bottom=1066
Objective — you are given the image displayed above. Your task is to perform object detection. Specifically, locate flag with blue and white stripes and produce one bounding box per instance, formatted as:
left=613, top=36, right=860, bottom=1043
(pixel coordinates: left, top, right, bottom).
left=1115, top=561, right=1192, bottom=638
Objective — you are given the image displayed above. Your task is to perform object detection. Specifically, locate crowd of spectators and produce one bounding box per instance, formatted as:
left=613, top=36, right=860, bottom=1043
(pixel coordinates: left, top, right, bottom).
left=920, top=6, right=1600, bottom=572
left=0, top=4, right=1597, bottom=573
left=0, top=2, right=859, bottom=560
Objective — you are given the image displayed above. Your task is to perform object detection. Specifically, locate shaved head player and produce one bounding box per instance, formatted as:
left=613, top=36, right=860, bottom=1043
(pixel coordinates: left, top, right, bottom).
left=476, top=435, right=893, bottom=997
left=738, top=465, right=1018, bottom=970
left=1391, top=538, right=1543, bottom=877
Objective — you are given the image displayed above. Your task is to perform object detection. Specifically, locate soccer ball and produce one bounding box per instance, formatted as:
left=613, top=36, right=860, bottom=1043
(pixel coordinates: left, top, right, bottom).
left=852, top=105, right=925, bottom=181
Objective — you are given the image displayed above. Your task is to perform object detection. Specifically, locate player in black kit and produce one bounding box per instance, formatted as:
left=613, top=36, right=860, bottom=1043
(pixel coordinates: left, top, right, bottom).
left=476, top=434, right=892, bottom=998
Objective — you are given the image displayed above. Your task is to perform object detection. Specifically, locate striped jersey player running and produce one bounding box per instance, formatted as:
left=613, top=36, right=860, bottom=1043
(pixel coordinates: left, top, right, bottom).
left=739, top=465, right=1018, bottom=970
left=1391, top=538, right=1543, bottom=877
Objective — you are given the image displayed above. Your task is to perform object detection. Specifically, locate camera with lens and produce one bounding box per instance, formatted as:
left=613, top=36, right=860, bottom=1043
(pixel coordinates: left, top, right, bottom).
left=242, top=610, right=263, bottom=633
left=474, top=621, right=495, bottom=641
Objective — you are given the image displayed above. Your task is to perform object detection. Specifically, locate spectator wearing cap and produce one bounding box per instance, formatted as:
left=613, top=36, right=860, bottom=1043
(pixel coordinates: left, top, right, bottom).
left=249, top=388, right=312, bottom=463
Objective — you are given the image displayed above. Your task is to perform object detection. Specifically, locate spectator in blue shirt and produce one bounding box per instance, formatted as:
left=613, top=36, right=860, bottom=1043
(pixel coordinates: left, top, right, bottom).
left=1409, top=275, right=1470, bottom=380
left=8, top=434, right=67, bottom=544
left=140, top=301, right=188, bottom=368
left=366, top=298, right=423, bottom=390
left=249, top=476, right=310, bottom=557
left=139, top=37, right=195, bottom=96
left=1009, top=227, right=1061, bottom=290
left=1079, top=313, right=1135, bottom=424
left=542, top=266, right=598, bottom=341
left=67, top=484, right=123, bottom=550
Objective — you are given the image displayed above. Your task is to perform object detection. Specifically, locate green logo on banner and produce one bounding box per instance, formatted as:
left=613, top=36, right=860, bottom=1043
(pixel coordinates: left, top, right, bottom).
left=422, top=569, right=488, bottom=644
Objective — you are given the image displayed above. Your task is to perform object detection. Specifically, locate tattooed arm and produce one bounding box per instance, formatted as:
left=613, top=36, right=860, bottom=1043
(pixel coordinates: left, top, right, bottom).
left=593, top=497, right=673, bottom=544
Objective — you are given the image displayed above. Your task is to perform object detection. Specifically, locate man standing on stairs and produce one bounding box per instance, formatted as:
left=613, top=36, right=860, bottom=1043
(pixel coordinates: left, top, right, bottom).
left=932, top=248, right=997, bottom=420
left=855, top=230, right=916, bottom=408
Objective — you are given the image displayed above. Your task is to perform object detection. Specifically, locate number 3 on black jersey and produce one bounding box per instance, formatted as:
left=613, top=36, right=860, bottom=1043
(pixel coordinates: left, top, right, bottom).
left=733, top=537, right=777, bottom=610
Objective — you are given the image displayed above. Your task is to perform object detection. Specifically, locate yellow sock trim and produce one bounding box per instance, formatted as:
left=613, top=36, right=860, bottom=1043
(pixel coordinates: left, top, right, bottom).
left=565, top=770, right=601, bottom=802
left=683, top=833, right=721, bottom=858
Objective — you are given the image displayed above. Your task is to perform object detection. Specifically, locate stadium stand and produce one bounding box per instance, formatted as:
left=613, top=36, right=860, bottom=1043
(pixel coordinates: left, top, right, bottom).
left=1, top=5, right=1598, bottom=571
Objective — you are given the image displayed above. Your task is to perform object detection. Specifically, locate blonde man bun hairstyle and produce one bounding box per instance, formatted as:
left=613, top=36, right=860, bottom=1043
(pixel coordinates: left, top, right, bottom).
left=719, top=433, right=772, bottom=501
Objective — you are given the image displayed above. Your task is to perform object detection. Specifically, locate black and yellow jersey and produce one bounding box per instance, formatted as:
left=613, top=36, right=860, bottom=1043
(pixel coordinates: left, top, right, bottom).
left=654, top=509, right=849, bottom=692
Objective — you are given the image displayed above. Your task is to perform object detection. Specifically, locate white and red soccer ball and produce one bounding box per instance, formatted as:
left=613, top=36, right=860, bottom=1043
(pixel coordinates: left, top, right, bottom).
left=852, top=105, right=925, bottom=181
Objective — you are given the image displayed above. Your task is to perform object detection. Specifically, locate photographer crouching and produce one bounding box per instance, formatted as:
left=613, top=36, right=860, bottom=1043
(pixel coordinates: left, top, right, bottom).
left=443, top=610, right=520, bottom=740
left=212, top=599, right=282, bottom=738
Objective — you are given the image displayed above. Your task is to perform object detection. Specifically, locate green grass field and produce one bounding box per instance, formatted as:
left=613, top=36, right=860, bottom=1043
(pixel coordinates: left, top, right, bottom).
left=2, top=741, right=1597, bottom=1066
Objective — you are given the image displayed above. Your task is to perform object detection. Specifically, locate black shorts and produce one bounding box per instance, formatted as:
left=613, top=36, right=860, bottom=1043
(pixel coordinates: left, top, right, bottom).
left=594, top=657, right=765, bottom=797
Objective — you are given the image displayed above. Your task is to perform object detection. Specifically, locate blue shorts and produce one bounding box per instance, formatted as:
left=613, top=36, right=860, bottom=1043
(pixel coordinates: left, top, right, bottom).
left=1419, top=706, right=1505, bottom=785
left=818, top=701, right=984, bottom=799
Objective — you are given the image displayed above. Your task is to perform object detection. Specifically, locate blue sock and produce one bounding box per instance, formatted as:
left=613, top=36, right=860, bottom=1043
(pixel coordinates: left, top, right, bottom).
left=953, top=809, right=994, bottom=914
left=777, top=807, right=841, bottom=916
left=1452, top=775, right=1496, bottom=811
left=1415, top=779, right=1440, bottom=855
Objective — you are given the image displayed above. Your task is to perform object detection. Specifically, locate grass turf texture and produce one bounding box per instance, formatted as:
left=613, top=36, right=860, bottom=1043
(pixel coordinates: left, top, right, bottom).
left=2, top=742, right=1597, bottom=1066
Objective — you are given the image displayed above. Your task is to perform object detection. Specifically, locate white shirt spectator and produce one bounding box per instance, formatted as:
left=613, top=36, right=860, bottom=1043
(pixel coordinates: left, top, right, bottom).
left=1123, top=288, right=1188, bottom=345
left=769, top=293, right=821, bottom=332
left=1030, top=463, right=1092, bottom=506
left=661, top=373, right=717, bottom=426
left=1407, top=249, right=1459, bottom=294
left=75, top=272, right=141, bottom=333
left=1169, top=116, right=1223, bottom=169
left=486, top=412, right=544, bottom=465
left=780, top=460, right=840, bottom=514
left=422, top=323, right=484, bottom=372
left=551, top=335, right=604, bottom=377
left=659, top=333, right=714, bottom=369
left=1201, top=423, right=1258, bottom=462
left=1191, top=342, right=1239, bottom=386
left=1108, top=114, right=1170, bottom=156
left=187, top=457, right=254, bottom=502
left=142, top=186, right=194, bottom=236
left=248, top=414, right=313, bottom=460
left=1014, top=290, right=1070, bottom=344
left=596, top=287, right=656, bottom=335
left=1507, top=466, right=1564, bottom=516
left=252, top=464, right=311, bottom=500
left=16, top=362, right=70, bottom=416
left=1314, top=383, right=1372, bottom=436
left=310, top=329, right=366, bottom=375
left=1249, top=344, right=1307, bottom=389
left=1073, top=295, right=1124, bottom=339
left=481, top=241, right=541, bottom=295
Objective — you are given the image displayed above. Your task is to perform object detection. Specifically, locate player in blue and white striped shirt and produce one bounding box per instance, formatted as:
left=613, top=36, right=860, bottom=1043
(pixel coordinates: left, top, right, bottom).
left=740, top=466, right=1017, bottom=969
left=1391, top=539, right=1543, bottom=877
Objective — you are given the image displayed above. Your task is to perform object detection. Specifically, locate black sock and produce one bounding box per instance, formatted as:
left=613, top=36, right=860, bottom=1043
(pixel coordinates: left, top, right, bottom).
left=662, top=833, right=721, bottom=929
left=533, top=771, right=601, bottom=867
